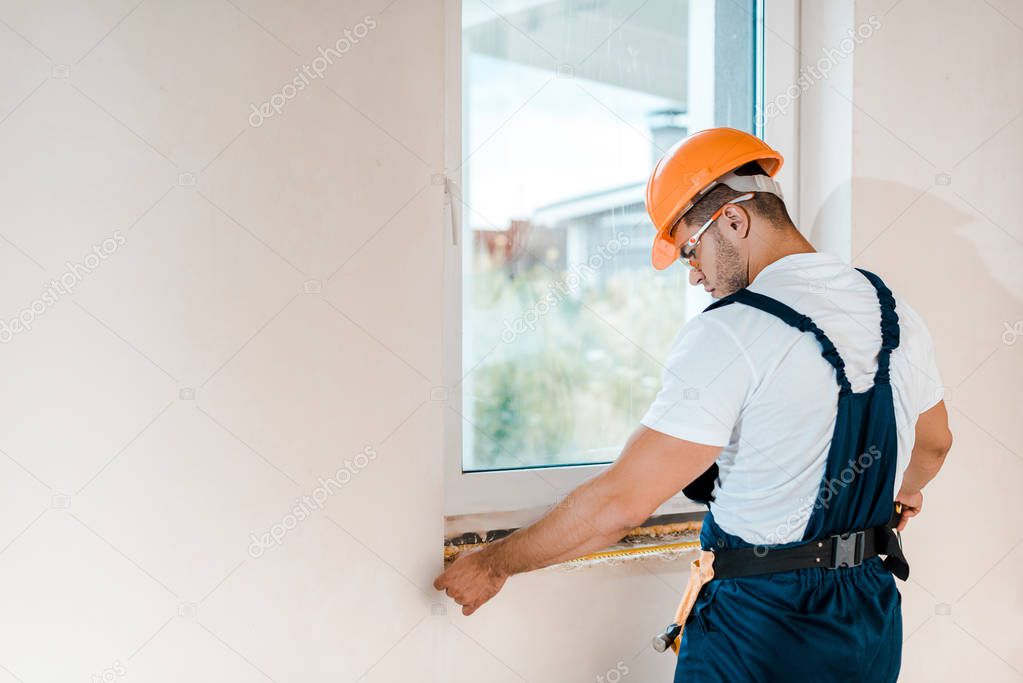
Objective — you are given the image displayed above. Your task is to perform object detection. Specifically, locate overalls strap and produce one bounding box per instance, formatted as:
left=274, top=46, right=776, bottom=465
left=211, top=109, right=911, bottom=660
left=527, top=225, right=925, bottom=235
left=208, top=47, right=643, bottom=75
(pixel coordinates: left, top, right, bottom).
left=855, top=268, right=901, bottom=384
left=676, top=269, right=907, bottom=683
left=705, top=289, right=853, bottom=395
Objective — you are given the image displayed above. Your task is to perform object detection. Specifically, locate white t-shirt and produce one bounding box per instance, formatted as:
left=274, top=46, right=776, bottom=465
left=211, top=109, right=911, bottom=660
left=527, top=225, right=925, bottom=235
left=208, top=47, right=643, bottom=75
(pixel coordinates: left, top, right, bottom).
left=641, top=252, right=944, bottom=545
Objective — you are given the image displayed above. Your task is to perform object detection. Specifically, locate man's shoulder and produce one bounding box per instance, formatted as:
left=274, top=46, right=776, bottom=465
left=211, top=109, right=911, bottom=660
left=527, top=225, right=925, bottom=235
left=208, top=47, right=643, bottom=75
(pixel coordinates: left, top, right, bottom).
left=662, top=304, right=776, bottom=378
left=680, top=303, right=765, bottom=341
left=890, top=294, right=934, bottom=352
left=690, top=292, right=797, bottom=338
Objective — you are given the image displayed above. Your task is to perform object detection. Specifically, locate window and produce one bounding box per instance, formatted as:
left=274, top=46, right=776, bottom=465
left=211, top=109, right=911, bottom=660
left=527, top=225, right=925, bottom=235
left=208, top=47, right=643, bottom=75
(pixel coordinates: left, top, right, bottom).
left=445, top=0, right=797, bottom=515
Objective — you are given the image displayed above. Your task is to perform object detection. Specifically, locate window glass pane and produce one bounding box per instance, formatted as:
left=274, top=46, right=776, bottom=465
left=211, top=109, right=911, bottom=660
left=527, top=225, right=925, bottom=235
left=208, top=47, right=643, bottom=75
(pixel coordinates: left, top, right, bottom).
left=461, top=0, right=759, bottom=471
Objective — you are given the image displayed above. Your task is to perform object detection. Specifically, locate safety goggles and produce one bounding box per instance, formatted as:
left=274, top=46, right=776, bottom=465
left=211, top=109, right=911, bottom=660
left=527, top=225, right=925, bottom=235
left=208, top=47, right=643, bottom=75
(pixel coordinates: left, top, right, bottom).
left=672, top=192, right=755, bottom=270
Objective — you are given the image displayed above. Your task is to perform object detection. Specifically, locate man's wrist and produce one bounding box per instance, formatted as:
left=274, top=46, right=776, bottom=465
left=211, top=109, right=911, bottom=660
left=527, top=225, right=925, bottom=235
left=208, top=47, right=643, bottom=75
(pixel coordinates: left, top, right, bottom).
left=897, top=483, right=922, bottom=497
left=476, top=542, right=513, bottom=579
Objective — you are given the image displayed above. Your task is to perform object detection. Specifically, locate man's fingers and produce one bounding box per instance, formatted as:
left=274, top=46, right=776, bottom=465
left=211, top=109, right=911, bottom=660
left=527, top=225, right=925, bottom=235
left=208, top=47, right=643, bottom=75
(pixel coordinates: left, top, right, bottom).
left=441, top=584, right=470, bottom=605
left=432, top=554, right=499, bottom=617
left=896, top=507, right=920, bottom=532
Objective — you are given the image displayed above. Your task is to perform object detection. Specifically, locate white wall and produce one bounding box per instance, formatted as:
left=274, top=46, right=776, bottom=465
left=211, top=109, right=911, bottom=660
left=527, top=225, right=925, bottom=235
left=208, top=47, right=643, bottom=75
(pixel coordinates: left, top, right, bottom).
left=848, top=0, right=1023, bottom=679
left=0, top=0, right=454, bottom=680
left=0, top=0, right=1018, bottom=682
left=797, top=0, right=854, bottom=258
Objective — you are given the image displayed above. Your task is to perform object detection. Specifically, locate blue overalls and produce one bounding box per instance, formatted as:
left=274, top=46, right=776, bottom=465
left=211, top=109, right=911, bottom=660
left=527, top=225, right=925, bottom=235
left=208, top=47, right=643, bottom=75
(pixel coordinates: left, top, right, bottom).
left=674, top=268, right=904, bottom=682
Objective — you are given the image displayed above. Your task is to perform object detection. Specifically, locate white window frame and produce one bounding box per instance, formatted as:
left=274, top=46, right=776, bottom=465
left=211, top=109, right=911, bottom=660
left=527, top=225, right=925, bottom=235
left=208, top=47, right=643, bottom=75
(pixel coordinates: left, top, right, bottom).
left=443, top=0, right=801, bottom=517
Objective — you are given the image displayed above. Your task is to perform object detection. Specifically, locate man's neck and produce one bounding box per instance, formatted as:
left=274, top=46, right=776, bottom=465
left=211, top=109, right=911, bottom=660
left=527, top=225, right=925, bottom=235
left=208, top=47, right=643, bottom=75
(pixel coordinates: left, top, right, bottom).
left=747, top=224, right=816, bottom=284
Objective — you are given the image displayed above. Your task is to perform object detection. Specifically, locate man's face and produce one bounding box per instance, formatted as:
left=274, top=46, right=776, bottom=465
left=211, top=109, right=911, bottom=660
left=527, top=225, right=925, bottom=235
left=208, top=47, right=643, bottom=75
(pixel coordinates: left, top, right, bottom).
left=674, top=207, right=749, bottom=298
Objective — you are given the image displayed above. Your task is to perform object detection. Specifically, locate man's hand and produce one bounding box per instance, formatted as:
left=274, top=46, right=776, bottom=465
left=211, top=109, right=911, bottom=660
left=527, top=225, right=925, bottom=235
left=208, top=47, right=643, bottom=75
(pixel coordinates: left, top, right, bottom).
left=894, top=488, right=922, bottom=531
left=433, top=548, right=508, bottom=616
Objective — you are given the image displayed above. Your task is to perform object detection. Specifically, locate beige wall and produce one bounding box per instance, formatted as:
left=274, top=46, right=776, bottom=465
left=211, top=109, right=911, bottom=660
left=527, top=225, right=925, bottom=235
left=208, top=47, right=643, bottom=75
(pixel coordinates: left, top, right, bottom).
left=0, top=0, right=1018, bottom=682
left=850, top=0, right=1023, bottom=679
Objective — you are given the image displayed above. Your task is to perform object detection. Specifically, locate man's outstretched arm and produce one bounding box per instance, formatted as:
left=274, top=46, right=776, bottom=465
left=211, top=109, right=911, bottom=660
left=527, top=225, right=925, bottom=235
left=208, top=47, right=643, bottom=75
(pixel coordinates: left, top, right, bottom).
left=433, top=426, right=721, bottom=614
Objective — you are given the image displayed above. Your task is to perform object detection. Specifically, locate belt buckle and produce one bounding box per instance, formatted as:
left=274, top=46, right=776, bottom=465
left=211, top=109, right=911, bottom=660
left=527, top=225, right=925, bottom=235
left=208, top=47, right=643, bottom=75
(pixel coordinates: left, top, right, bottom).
left=829, top=531, right=865, bottom=569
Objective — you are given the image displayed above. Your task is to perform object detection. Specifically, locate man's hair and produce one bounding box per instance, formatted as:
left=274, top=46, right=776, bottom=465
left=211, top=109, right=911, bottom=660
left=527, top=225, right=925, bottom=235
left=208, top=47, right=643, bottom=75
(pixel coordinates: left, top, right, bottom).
left=673, top=161, right=793, bottom=234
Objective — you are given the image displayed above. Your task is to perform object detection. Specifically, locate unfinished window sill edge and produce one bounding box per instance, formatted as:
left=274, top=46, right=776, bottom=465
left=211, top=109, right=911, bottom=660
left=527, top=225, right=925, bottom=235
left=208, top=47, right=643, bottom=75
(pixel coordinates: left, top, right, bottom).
left=443, top=512, right=706, bottom=570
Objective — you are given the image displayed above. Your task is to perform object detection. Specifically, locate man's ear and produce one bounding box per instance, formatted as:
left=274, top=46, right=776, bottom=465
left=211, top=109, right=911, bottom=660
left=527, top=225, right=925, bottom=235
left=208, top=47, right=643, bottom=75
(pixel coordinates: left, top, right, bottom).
left=722, top=204, right=751, bottom=238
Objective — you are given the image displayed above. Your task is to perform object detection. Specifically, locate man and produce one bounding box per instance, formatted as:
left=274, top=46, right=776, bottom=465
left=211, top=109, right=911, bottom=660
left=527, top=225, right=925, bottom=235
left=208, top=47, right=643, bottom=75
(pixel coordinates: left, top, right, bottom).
left=434, top=127, right=952, bottom=681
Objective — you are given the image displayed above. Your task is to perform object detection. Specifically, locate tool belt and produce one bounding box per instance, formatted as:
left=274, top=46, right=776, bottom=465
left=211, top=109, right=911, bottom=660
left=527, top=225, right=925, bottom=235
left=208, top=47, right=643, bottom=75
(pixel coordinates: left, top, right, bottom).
left=652, top=509, right=908, bottom=654
left=713, top=523, right=908, bottom=581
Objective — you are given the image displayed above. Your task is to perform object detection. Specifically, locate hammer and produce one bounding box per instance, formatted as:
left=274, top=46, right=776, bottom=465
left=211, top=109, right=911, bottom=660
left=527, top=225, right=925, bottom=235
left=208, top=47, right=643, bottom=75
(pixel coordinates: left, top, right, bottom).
left=652, top=622, right=683, bottom=653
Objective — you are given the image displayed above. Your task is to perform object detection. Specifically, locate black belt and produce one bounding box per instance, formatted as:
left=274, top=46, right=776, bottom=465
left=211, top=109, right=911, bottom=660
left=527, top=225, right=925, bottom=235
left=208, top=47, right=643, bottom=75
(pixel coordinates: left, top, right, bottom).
left=713, top=510, right=909, bottom=581
left=651, top=509, right=909, bottom=653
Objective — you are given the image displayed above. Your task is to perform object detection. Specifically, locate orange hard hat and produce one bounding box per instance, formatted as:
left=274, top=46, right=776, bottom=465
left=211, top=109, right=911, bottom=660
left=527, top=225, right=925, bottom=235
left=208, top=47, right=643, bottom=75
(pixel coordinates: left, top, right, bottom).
left=646, top=127, right=784, bottom=270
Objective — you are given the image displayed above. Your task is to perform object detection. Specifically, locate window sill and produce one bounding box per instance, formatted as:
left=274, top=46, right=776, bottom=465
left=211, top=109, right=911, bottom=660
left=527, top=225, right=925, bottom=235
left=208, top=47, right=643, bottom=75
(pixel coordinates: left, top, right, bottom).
left=443, top=510, right=705, bottom=569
